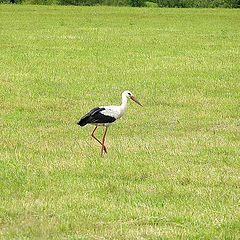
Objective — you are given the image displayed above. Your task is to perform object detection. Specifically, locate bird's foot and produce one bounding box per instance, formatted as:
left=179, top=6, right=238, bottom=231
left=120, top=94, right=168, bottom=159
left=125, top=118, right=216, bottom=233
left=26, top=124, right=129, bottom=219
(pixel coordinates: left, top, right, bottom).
left=103, top=145, right=107, bottom=153
left=101, top=145, right=107, bottom=156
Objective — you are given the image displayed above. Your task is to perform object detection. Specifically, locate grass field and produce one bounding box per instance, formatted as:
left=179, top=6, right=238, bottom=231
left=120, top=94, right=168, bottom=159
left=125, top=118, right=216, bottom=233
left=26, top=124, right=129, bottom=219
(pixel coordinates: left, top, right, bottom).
left=1, top=5, right=240, bottom=239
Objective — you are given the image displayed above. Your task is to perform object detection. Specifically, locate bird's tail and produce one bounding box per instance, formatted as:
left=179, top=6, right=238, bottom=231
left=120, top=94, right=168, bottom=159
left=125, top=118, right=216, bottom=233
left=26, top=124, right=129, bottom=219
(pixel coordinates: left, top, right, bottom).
left=77, top=116, right=89, bottom=126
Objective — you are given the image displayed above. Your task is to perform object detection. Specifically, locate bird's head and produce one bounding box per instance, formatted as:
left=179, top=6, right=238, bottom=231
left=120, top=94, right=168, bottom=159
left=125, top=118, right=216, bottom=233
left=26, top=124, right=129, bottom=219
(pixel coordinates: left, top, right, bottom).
left=123, top=90, right=143, bottom=107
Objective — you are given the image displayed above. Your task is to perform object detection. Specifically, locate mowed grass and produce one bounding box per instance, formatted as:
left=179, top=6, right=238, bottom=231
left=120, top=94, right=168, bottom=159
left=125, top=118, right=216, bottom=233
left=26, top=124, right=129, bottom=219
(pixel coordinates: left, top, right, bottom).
left=0, top=5, right=240, bottom=239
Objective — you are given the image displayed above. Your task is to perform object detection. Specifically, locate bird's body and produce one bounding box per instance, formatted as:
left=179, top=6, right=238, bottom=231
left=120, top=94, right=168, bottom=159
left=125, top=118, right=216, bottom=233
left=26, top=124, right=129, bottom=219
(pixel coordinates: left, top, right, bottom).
left=78, top=107, right=117, bottom=127
left=78, top=92, right=131, bottom=127
left=77, top=90, right=142, bottom=155
left=78, top=107, right=116, bottom=127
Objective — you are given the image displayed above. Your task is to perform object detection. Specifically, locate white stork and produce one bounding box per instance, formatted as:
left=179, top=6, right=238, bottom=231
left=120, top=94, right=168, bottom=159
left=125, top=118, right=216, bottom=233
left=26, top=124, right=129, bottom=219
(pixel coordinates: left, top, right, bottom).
left=78, top=90, right=143, bottom=156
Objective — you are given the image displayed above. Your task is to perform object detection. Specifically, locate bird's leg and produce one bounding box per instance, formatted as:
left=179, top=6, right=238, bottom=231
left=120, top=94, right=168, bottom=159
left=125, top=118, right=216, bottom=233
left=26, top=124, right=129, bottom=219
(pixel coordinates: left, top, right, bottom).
left=91, top=126, right=107, bottom=153
left=101, top=127, right=108, bottom=156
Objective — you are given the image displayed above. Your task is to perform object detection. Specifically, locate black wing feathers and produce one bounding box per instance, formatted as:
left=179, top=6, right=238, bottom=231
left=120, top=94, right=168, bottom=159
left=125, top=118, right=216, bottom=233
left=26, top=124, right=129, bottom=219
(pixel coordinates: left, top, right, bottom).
left=78, top=107, right=104, bottom=126
left=77, top=107, right=116, bottom=126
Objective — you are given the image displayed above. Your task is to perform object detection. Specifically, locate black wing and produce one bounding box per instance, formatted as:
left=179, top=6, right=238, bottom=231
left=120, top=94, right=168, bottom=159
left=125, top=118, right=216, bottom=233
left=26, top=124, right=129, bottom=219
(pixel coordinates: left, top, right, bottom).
left=77, top=107, right=116, bottom=126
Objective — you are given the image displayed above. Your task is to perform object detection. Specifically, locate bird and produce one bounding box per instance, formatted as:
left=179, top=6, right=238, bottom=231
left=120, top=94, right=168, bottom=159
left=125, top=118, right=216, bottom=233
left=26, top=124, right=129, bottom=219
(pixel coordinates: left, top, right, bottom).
left=77, top=90, right=143, bottom=156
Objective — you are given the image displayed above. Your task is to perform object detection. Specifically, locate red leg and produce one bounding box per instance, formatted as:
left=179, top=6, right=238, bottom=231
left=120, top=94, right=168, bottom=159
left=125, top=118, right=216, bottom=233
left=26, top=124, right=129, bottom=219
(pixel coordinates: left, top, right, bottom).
left=91, top=126, right=107, bottom=153
left=101, top=127, right=108, bottom=156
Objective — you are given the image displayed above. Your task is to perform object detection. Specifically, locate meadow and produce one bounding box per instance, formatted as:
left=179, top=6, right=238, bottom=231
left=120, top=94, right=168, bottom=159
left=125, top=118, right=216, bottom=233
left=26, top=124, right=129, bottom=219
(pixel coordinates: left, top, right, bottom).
left=0, top=5, right=240, bottom=239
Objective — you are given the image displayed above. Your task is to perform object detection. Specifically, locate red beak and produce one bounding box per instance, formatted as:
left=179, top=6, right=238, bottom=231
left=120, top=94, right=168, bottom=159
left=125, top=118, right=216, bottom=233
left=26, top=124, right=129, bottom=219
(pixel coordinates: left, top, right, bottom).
left=130, top=96, right=143, bottom=107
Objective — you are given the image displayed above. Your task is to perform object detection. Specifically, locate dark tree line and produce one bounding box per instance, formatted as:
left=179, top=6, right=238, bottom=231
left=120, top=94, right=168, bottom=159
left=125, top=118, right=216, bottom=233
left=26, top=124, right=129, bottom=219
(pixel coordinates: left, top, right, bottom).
left=2, top=0, right=240, bottom=7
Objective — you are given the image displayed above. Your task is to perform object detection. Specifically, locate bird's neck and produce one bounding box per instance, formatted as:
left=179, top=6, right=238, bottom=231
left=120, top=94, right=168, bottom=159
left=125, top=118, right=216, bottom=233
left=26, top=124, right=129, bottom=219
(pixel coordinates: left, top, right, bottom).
left=120, top=95, right=128, bottom=113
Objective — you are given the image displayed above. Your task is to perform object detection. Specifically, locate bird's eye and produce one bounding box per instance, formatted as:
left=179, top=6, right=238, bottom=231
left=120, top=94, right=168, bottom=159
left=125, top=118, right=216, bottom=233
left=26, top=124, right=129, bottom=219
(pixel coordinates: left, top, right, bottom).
left=128, top=92, right=131, bottom=96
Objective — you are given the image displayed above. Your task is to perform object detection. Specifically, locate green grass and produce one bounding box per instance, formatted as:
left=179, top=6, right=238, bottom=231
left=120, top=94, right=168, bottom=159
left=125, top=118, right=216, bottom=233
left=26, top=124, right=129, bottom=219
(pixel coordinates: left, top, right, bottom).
left=1, top=4, right=240, bottom=239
